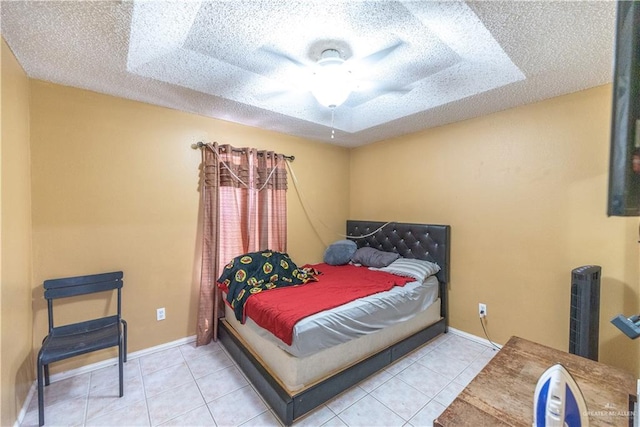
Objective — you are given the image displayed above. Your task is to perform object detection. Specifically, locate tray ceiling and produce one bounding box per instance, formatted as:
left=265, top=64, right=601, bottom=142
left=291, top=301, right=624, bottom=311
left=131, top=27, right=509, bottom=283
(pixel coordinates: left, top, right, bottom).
left=1, top=1, right=616, bottom=147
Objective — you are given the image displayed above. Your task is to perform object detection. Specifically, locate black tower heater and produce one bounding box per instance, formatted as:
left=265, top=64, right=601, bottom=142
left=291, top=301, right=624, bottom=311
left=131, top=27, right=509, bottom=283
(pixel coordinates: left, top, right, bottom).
left=569, top=265, right=601, bottom=361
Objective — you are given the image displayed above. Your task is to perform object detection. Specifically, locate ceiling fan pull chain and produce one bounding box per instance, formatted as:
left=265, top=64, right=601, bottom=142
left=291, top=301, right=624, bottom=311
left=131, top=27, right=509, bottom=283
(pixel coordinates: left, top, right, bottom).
left=331, top=108, right=335, bottom=139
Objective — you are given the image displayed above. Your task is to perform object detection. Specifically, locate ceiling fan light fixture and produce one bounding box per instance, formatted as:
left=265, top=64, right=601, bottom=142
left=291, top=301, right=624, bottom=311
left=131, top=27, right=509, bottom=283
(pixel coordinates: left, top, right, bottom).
left=310, top=49, right=353, bottom=108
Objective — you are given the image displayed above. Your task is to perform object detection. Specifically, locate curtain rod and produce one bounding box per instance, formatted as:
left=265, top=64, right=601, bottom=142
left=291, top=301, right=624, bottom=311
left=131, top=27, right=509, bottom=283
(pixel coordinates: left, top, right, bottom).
left=192, top=141, right=295, bottom=162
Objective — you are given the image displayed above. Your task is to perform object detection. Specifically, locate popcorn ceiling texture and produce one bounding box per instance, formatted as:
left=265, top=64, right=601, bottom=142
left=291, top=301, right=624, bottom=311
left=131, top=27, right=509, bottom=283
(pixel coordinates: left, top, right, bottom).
left=1, top=1, right=616, bottom=147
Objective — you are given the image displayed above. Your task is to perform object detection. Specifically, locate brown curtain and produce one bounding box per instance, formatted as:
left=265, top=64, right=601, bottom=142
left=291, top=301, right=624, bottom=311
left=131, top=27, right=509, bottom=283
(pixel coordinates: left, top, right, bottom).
left=196, top=143, right=288, bottom=346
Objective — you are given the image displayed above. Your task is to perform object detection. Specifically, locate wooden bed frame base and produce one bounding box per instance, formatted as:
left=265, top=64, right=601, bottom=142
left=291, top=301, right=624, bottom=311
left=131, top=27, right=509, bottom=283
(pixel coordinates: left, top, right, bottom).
left=219, top=317, right=447, bottom=426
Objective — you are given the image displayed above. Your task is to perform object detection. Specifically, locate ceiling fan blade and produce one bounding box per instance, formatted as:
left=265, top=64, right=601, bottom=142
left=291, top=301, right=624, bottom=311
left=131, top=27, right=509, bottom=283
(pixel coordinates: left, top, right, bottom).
left=352, top=40, right=405, bottom=68
left=258, top=46, right=307, bottom=69
left=376, top=83, right=412, bottom=95
left=356, top=80, right=413, bottom=95
left=344, top=80, right=413, bottom=107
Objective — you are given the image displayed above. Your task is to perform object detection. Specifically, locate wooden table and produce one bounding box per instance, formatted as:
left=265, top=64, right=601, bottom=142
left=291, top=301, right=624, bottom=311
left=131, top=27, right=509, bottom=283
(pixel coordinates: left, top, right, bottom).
left=434, top=336, right=636, bottom=426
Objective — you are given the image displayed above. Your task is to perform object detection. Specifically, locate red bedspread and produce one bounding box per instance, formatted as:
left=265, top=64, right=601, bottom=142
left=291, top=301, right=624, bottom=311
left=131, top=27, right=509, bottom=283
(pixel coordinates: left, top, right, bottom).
left=241, top=263, right=413, bottom=345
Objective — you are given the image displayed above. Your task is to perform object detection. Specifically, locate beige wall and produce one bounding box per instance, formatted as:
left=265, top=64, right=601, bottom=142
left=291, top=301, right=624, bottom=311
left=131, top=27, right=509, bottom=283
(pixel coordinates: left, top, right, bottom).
left=1, top=40, right=34, bottom=426
left=29, top=80, right=350, bottom=374
left=351, top=85, right=640, bottom=375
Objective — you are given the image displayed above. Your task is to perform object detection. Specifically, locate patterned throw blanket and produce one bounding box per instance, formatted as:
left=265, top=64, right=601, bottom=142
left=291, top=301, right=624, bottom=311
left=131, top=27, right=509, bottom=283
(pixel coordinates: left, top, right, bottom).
left=218, top=250, right=319, bottom=322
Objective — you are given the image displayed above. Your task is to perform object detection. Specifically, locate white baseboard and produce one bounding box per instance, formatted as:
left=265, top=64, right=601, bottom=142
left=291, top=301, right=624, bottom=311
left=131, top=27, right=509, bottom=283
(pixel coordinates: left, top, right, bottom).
left=16, top=335, right=197, bottom=427
left=448, top=326, right=502, bottom=349
left=14, top=382, right=36, bottom=427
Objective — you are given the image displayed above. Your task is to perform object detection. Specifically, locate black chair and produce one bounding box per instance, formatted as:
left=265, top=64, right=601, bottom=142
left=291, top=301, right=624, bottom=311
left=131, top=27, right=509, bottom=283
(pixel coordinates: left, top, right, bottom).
left=37, top=271, right=127, bottom=426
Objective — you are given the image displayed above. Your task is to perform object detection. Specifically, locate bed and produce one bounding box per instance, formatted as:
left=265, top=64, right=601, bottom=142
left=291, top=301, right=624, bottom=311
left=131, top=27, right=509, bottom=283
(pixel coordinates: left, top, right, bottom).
left=217, top=220, right=451, bottom=425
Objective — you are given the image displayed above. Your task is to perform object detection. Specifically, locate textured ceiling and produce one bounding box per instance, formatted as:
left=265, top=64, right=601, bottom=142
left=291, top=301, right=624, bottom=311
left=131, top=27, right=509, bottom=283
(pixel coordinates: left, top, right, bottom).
left=1, top=1, right=616, bottom=147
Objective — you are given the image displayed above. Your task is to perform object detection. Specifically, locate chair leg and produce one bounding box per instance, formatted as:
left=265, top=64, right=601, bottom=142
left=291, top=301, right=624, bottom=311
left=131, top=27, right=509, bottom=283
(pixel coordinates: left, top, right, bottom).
left=44, top=364, right=50, bottom=386
left=122, top=319, right=128, bottom=363
left=40, top=335, right=51, bottom=387
left=118, top=339, right=124, bottom=398
left=37, top=357, right=45, bottom=426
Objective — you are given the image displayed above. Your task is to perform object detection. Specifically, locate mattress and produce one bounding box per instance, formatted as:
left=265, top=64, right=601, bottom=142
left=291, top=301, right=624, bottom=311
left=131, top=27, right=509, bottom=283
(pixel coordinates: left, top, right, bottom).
left=223, top=298, right=441, bottom=392
left=238, top=275, right=439, bottom=357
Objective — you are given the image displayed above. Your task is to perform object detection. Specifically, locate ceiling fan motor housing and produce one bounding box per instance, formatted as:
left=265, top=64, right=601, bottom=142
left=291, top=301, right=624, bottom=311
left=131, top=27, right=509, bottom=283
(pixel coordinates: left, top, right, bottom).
left=311, top=49, right=353, bottom=108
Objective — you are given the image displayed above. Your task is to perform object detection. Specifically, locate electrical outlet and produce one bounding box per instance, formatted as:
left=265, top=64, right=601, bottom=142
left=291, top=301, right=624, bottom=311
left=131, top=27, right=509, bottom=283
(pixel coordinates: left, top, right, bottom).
left=156, top=307, right=166, bottom=321
left=478, top=303, right=487, bottom=318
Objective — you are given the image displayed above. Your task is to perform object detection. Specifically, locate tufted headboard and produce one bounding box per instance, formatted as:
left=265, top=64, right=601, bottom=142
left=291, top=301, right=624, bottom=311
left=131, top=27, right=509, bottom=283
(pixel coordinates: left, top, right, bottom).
left=346, top=220, right=451, bottom=285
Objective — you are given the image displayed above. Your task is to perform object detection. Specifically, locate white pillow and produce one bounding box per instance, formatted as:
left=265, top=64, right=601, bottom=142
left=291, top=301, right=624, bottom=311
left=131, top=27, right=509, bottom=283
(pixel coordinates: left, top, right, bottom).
left=379, top=258, right=440, bottom=282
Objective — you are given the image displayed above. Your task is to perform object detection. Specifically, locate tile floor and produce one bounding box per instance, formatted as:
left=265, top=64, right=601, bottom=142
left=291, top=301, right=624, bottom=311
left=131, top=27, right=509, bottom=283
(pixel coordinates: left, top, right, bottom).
left=20, top=333, right=497, bottom=427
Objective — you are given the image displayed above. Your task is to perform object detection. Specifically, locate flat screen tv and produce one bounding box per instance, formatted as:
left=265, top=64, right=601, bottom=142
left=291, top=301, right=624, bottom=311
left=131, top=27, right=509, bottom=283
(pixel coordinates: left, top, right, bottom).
left=608, top=0, right=640, bottom=216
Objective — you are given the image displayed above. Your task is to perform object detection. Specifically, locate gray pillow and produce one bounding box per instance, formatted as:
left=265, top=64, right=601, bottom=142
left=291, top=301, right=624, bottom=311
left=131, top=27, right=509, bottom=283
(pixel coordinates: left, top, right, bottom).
left=351, top=247, right=400, bottom=268
left=323, top=239, right=358, bottom=265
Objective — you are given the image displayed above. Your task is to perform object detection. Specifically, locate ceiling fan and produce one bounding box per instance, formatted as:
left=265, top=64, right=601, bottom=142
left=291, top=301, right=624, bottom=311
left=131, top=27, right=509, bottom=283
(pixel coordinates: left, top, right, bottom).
left=310, top=48, right=353, bottom=108
left=261, top=40, right=410, bottom=109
